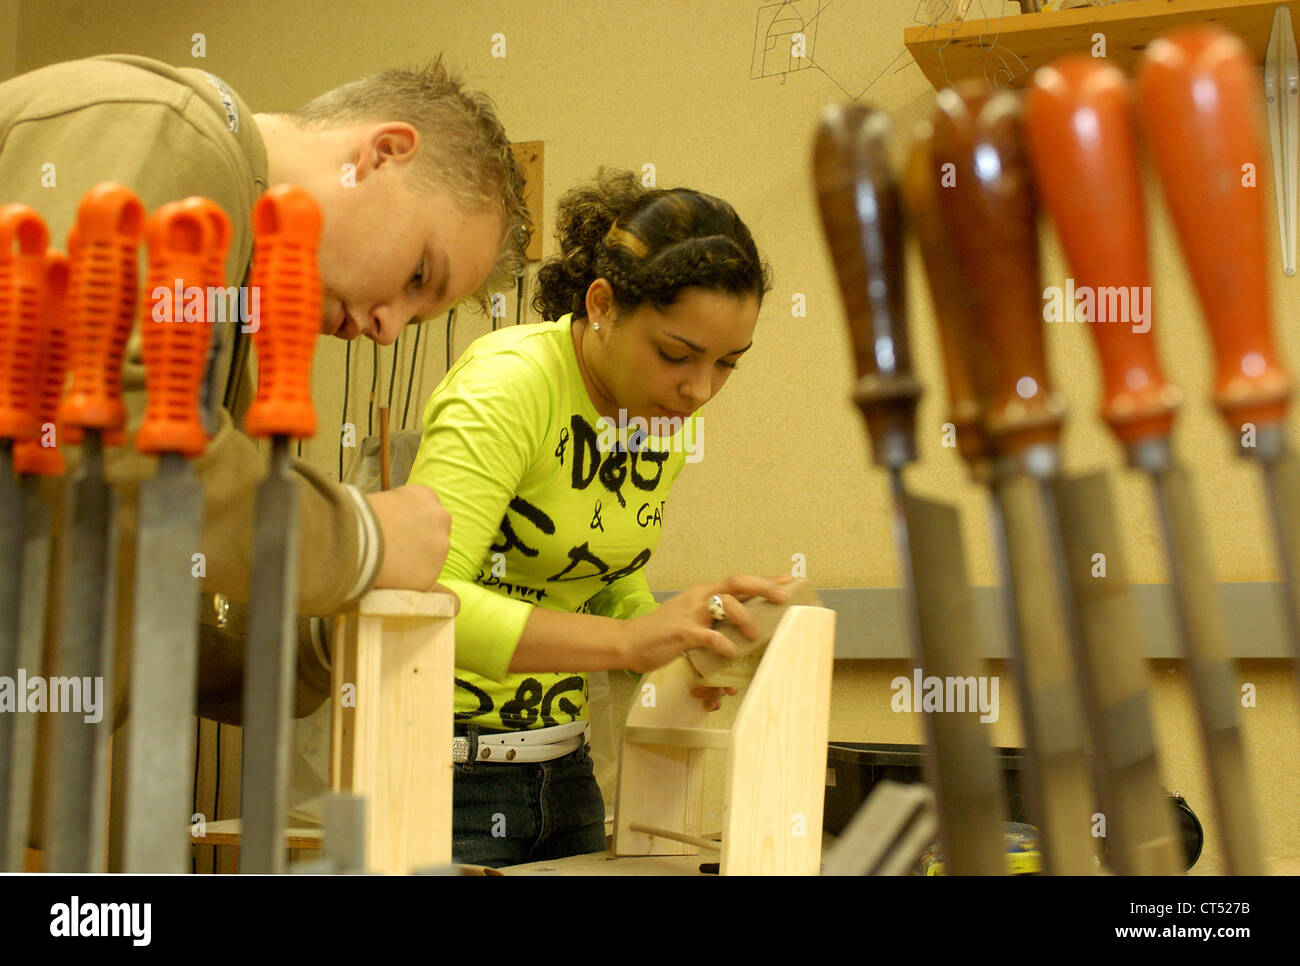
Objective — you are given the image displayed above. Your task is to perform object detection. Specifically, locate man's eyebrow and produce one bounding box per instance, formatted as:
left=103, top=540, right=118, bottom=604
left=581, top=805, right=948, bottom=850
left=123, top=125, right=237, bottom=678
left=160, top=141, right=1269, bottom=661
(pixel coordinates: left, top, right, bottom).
left=665, top=333, right=753, bottom=355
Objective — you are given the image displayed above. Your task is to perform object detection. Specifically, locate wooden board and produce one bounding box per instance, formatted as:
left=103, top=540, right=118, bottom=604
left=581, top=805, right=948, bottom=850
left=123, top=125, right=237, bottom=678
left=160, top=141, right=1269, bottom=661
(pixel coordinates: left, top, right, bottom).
left=905, top=0, right=1294, bottom=90
left=509, top=141, right=544, bottom=262
left=721, top=605, right=835, bottom=875
left=330, top=589, right=456, bottom=873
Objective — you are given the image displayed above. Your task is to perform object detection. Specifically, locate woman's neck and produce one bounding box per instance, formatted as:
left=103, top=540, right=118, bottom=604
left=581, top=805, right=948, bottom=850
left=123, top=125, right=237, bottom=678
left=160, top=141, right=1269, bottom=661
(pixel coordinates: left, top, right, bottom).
left=570, top=315, right=620, bottom=422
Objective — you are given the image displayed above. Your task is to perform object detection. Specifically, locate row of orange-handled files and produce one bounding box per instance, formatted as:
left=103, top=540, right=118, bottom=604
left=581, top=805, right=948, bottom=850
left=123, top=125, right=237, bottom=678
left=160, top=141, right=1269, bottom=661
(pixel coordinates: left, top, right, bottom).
left=0, top=182, right=321, bottom=873
left=815, top=24, right=1300, bottom=874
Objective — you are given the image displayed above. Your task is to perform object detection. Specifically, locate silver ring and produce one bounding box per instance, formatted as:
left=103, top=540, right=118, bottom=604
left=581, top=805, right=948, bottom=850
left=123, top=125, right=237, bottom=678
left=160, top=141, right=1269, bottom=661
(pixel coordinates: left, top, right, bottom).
left=707, top=594, right=727, bottom=622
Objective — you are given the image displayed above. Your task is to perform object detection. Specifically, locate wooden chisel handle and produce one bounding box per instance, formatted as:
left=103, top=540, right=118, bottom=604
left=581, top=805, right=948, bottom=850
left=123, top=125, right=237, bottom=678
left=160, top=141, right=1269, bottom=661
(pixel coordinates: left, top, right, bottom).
left=58, top=184, right=145, bottom=447
left=1137, top=27, right=1293, bottom=431
left=137, top=201, right=227, bottom=457
left=14, top=253, right=69, bottom=477
left=0, top=206, right=49, bottom=443
left=902, top=134, right=992, bottom=477
left=1024, top=58, right=1181, bottom=449
left=244, top=185, right=321, bottom=441
left=812, top=104, right=920, bottom=469
left=930, top=84, right=1064, bottom=458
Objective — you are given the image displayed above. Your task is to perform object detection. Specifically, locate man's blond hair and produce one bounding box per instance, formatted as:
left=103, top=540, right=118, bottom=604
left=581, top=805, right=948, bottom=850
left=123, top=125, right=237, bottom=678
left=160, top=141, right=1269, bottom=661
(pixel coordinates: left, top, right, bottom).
left=288, top=56, right=531, bottom=308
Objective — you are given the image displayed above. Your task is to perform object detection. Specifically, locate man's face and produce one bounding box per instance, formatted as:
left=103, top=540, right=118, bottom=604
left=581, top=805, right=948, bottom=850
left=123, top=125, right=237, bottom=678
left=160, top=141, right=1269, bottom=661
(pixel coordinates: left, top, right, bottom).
left=315, top=166, right=503, bottom=346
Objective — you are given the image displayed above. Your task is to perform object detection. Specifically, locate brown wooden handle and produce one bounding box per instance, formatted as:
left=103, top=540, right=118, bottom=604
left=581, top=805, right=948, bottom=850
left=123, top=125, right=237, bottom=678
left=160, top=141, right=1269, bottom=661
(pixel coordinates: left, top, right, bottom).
left=1136, top=26, right=1292, bottom=431
left=930, top=83, right=1064, bottom=456
left=812, top=103, right=920, bottom=468
left=1025, top=57, right=1181, bottom=449
left=902, top=130, right=991, bottom=475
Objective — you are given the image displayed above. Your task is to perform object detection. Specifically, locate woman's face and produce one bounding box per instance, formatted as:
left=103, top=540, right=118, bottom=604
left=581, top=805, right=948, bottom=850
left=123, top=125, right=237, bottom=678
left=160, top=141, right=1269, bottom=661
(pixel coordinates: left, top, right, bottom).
left=588, top=285, right=760, bottom=428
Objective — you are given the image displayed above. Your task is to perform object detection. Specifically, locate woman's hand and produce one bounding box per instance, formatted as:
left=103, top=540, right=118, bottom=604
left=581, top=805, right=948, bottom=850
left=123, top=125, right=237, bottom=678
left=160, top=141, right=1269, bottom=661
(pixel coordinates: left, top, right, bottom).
left=616, top=573, right=793, bottom=679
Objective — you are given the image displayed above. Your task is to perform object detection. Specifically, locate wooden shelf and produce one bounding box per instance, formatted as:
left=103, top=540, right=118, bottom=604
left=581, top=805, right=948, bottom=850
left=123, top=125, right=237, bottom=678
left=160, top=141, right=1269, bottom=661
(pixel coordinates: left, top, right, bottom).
left=904, top=0, right=1299, bottom=90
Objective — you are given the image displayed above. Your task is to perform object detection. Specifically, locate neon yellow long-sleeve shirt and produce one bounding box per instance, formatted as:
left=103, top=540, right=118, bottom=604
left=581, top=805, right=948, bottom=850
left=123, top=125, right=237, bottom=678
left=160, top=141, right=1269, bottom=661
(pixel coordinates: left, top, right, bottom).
left=407, top=314, right=701, bottom=730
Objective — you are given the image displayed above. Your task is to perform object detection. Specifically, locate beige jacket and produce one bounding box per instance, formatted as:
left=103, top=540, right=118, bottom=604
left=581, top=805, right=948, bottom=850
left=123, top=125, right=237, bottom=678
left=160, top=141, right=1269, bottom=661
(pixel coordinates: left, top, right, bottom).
left=0, top=55, right=383, bottom=727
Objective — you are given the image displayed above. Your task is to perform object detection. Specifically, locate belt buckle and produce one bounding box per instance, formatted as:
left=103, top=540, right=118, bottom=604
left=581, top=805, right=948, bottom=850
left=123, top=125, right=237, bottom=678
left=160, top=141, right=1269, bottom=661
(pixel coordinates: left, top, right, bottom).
left=452, top=724, right=479, bottom=764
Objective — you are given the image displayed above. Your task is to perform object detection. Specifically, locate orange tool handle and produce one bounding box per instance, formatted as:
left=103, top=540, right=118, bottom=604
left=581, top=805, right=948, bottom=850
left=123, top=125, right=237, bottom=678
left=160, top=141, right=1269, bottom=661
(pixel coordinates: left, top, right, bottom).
left=930, top=83, right=1065, bottom=456
left=1136, top=26, right=1292, bottom=430
left=812, top=104, right=920, bottom=469
left=1025, top=57, right=1182, bottom=448
left=0, top=205, right=50, bottom=441
left=902, top=132, right=990, bottom=474
left=178, top=195, right=232, bottom=294
left=58, top=183, right=146, bottom=444
left=14, top=251, right=70, bottom=476
left=243, top=184, right=321, bottom=440
left=136, top=200, right=227, bottom=456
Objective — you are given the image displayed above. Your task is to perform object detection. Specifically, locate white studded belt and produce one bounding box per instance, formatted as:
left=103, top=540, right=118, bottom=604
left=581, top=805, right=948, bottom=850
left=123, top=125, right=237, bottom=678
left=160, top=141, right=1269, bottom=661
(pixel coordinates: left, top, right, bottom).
left=453, top=720, right=589, bottom=764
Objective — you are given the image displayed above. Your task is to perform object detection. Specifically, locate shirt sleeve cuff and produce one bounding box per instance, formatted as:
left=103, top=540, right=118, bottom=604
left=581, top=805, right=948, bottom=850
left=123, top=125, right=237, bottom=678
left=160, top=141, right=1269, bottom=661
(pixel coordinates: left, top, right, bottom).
left=340, top=484, right=382, bottom=603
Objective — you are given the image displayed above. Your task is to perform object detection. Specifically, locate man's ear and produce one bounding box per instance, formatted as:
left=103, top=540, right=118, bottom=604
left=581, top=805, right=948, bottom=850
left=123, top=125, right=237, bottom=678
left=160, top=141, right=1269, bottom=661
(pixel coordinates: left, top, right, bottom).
left=353, top=122, right=420, bottom=179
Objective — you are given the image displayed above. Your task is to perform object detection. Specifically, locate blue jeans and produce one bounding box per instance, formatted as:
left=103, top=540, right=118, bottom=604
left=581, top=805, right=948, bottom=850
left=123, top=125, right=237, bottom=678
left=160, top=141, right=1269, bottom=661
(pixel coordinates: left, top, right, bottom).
left=452, top=740, right=607, bottom=868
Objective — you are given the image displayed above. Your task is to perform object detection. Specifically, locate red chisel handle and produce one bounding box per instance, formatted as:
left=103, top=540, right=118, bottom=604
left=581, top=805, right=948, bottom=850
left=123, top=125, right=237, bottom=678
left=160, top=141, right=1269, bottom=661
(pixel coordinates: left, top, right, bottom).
left=137, top=200, right=226, bottom=457
left=58, top=183, right=146, bottom=446
left=1025, top=58, right=1182, bottom=449
left=930, top=83, right=1065, bottom=458
left=902, top=132, right=991, bottom=475
left=0, top=206, right=50, bottom=442
left=14, top=252, right=70, bottom=476
left=243, top=185, right=321, bottom=440
left=1136, top=26, right=1293, bottom=430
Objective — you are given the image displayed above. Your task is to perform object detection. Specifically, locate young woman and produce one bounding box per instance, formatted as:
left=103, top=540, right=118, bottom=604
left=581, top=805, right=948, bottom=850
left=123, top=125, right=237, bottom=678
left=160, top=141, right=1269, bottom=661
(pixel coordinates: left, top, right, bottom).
left=407, top=168, right=789, bottom=868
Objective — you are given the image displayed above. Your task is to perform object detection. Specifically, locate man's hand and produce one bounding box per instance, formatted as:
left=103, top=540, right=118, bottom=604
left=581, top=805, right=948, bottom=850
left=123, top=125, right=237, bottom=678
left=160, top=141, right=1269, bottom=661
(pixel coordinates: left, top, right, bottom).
left=364, top=484, right=451, bottom=592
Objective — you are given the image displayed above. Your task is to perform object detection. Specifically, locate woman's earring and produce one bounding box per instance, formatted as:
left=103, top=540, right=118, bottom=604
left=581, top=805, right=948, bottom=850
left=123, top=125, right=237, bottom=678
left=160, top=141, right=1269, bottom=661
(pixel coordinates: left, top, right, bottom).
left=592, top=322, right=600, bottom=330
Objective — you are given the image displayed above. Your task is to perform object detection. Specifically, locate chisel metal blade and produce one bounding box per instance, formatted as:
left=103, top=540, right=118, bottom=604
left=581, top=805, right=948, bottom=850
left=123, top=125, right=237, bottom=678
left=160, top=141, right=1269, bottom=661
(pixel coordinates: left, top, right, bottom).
left=122, top=197, right=226, bottom=873
left=0, top=447, right=26, bottom=858
left=46, top=183, right=144, bottom=872
left=0, top=205, right=49, bottom=869
left=1260, top=448, right=1300, bottom=670
left=239, top=185, right=322, bottom=874
left=3, top=476, right=51, bottom=871
left=47, top=436, right=117, bottom=872
left=993, top=473, right=1097, bottom=875
left=123, top=458, right=204, bottom=872
left=1266, top=6, right=1298, bottom=276
left=1049, top=471, right=1184, bottom=875
left=898, top=486, right=1009, bottom=875
left=1148, top=458, right=1266, bottom=873
left=814, top=102, right=1008, bottom=875
left=240, top=444, right=299, bottom=874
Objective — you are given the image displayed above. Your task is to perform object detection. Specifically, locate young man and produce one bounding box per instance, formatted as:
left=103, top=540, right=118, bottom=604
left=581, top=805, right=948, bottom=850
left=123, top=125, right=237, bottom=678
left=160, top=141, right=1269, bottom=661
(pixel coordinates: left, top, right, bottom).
left=0, top=55, right=530, bottom=844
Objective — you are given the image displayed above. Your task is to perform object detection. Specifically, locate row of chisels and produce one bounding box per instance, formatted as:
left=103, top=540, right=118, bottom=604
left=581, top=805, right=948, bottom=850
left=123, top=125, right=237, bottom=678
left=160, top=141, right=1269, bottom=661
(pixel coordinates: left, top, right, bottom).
left=0, top=182, right=321, bottom=873
left=816, top=24, right=1295, bottom=874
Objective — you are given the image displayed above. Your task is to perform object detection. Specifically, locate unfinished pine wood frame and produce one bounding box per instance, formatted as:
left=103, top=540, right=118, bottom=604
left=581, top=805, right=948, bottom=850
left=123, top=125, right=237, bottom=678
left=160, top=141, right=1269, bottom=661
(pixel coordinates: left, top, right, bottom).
left=612, top=594, right=835, bottom=875
left=330, top=589, right=456, bottom=874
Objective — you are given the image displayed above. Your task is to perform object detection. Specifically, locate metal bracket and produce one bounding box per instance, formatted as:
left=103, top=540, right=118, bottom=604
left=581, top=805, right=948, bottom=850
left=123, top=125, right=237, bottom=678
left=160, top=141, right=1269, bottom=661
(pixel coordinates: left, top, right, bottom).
left=821, top=780, right=938, bottom=876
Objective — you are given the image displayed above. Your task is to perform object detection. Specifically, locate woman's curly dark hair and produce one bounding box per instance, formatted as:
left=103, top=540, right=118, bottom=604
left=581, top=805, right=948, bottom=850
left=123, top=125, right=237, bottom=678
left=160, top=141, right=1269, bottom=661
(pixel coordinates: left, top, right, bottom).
left=532, top=168, right=771, bottom=322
